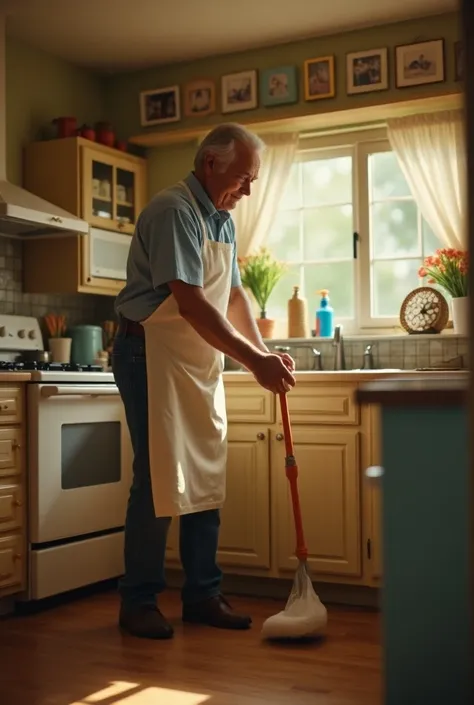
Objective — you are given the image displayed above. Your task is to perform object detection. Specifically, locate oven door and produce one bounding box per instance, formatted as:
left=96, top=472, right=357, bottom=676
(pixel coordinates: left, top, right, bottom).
left=28, top=383, right=133, bottom=544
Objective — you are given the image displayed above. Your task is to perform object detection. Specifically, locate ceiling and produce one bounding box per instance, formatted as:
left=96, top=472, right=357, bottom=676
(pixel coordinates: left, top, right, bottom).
left=1, top=0, right=457, bottom=73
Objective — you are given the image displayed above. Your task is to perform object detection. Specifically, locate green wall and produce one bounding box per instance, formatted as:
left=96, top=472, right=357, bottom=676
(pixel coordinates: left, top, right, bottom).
left=105, top=11, right=460, bottom=143
left=103, top=11, right=461, bottom=199
left=5, top=36, right=106, bottom=186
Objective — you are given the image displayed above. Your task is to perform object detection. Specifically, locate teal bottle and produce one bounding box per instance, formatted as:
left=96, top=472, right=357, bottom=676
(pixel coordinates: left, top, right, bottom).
left=315, top=289, right=334, bottom=338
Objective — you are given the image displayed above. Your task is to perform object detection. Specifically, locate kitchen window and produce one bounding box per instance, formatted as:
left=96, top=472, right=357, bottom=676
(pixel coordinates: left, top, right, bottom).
left=266, top=128, right=444, bottom=335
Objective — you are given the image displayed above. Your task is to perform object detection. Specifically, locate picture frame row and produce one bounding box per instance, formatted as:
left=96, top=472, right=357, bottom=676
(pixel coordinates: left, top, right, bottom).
left=139, top=38, right=462, bottom=128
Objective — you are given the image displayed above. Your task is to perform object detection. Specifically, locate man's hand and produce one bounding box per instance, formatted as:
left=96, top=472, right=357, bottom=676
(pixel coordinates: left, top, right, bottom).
left=275, top=351, right=295, bottom=373
left=249, top=353, right=296, bottom=395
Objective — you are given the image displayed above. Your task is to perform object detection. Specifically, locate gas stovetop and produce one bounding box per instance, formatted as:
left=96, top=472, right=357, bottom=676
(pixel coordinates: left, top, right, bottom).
left=0, top=313, right=115, bottom=384
left=0, top=361, right=104, bottom=373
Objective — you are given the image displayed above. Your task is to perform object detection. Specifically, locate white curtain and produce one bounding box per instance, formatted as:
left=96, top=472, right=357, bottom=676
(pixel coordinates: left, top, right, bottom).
left=233, top=132, right=299, bottom=257
left=387, top=109, right=466, bottom=250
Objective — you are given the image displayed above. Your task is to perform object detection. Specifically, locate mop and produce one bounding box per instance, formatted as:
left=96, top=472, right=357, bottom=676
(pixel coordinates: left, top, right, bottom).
left=261, top=392, right=328, bottom=640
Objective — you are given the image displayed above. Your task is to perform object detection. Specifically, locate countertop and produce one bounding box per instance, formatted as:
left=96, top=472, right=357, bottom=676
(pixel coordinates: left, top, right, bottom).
left=0, top=372, right=32, bottom=382
left=223, top=369, right=468, bottom=384
left=356, top=376, right=469, bottom=406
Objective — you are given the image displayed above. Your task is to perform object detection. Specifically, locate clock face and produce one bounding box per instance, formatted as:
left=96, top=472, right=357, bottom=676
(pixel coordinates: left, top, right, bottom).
left=400, top=287, right=449, bottom=333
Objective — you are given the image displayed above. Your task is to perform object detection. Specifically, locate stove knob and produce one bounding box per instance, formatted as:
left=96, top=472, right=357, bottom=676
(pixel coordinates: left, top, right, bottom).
left=0, top=326, right=5, bottom=337
left=28, top=330, right=36, bottom=340
left=18, top=329, right=26, bottom=339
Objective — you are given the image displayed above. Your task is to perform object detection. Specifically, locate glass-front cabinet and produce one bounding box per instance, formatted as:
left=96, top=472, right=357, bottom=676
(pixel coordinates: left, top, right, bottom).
left=82, top=148, right=144, bottom=235
left=22, top=136, right=147, bottom=296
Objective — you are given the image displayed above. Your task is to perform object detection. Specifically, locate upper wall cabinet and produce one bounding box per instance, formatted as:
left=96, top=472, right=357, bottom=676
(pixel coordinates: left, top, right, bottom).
left=22, top=138, right=147, bottom=296
left=24, top=137, right=147, bottom=235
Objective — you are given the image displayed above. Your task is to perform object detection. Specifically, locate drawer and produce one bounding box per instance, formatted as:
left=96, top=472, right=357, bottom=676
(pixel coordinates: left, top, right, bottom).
left=0, top=387, right=23, bottom=425
left=0, top=428, right=22, bottom=477
left=0, top=483, right=23, bottom=532
left=279, top=385, right=360, bottom=425
left=0, top=533, right=24, bottom=592
left=225, top=384, right=275, bottom=423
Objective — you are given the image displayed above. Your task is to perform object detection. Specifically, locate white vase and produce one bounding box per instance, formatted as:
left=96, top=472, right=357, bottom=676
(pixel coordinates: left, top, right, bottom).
left=49, top=337, right=72, bottom=363
left=451, top=297, right=469, bottom=335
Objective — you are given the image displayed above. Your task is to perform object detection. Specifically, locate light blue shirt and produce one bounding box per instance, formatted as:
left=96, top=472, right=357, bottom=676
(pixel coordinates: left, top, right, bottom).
left=115, top=172, right=241, bottom=322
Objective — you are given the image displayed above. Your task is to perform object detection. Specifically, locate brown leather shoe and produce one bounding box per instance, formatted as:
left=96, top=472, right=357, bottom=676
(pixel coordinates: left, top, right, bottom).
left=119, top=603, right=174, bottom=640
left=182, top=595, right=252, bottom=630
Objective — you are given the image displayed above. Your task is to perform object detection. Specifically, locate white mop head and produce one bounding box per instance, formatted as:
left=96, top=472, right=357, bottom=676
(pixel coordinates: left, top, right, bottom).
left=261, top=565, right=328, bottom=640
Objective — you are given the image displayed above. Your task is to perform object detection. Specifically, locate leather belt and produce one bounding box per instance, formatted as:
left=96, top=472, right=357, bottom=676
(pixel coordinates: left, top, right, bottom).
left=118, top=317, right=145, bottom=338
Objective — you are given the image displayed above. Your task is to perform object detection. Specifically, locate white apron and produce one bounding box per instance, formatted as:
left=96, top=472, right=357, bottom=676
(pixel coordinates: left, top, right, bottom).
left=142, top=181, right=233, bottom=517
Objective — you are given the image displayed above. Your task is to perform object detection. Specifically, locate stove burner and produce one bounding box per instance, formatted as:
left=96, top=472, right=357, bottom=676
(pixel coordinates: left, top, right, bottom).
left=0, top=361, right=104, bottom=373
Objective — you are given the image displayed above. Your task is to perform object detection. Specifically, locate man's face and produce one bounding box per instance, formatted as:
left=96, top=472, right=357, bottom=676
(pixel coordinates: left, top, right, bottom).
left=203, top=141, right=260, bottom=211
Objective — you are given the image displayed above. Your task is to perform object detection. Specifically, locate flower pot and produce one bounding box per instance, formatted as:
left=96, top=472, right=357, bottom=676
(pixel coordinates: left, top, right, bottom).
left=451, top=296, right=469, bottom=335
left=49, top=337, right=72, bottom=363
left=256, top=317, right=275, bottom=339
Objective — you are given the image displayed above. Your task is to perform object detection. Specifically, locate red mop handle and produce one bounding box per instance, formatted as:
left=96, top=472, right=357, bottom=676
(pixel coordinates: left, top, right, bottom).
left=279, top=393, right=308, bottom=561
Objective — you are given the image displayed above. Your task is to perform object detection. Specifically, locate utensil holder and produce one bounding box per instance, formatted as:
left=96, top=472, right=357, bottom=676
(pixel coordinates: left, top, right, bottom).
left=49, top=337, right=72, bottom=363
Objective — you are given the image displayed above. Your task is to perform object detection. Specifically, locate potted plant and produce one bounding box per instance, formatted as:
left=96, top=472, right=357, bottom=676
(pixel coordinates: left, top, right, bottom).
left=418, top=248, right=469, bottom=334
left=238, top=247, right=286, bottom=339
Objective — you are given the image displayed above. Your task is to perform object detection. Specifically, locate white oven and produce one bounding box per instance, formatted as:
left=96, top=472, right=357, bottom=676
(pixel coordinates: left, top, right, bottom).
left=26, top=377, right=133, bottom=600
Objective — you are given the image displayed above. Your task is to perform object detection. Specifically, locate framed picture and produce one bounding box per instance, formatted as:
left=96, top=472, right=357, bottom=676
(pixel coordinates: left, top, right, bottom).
left=454, top=41, right=463, bottom=82
left=139, top=86, right=180, bottom=126
left=221, top=70, right=258, bottom=113
left=304, top=56, right=335, bottom=101
left=346, top=48, right=389, bottom=95
left=184, top=79, right=215, bottom=118
left=260, top=66, right=298, bottom=107
left=395, top=39, right=445, bottom=88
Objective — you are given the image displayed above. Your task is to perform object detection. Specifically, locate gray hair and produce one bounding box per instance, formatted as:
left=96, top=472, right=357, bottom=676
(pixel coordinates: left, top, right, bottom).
left=194, top=123, right=265, bottom=172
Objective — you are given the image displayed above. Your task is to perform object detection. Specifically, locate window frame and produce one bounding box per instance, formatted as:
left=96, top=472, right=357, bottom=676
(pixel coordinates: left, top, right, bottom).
left=276, top=127, right=438, bottom=335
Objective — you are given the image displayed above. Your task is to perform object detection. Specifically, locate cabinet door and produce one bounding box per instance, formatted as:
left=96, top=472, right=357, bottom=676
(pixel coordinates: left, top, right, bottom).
left=217, top=424, right=270, bottom=569
left=272, top=426, right=362, bottom=577
left=368, top=405, right=383, bottom=580
left=165, top=424, right=271, bottom=571
left=81, top=148, right=145, bottom=235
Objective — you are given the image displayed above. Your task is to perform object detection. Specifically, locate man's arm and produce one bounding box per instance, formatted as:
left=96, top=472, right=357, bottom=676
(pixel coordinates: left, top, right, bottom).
left=147, top=207, right=294, bottom=393
left=227, top=286, right=268, bottom=352
left=169, top=280, right=294, bottom=393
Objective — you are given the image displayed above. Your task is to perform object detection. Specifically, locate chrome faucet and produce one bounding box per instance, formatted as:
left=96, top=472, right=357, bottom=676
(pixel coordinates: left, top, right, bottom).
left=332, top=325, right=346, bottom=370
left=311, top=348, right=323, bottom=371
left=362, top=344, right=374, bottom=370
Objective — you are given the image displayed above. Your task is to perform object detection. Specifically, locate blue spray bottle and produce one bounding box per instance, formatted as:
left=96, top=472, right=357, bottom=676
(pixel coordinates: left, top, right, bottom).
left=315, top=289, right=334, bottom=338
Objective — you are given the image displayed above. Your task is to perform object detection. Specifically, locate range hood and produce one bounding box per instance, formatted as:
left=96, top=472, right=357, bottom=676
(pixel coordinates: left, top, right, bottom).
left=0, top=14, right=89, bottom=238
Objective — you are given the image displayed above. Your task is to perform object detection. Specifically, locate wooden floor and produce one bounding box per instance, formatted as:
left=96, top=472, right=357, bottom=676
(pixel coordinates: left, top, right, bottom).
left=0, top=589, right=382, bottom=705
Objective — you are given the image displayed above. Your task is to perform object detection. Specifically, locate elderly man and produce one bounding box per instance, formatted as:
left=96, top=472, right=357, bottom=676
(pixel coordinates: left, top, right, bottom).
left=113, top=123, right=295, bottom=640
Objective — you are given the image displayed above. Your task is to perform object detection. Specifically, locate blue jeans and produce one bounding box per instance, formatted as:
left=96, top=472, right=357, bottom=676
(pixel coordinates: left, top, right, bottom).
left=112, top=328, right=223, bottom=607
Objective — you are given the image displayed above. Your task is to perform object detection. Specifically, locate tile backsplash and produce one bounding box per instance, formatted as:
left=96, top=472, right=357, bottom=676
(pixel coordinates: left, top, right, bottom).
left=0, top=236, right=470, bottom=369
left=0, top=238, right=114, bottom=328
left=264, top=335, right=469, bottom=371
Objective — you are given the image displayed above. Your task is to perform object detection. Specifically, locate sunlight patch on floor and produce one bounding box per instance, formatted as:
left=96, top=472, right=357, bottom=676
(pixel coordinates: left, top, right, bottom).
left=72, top=680, right=210, bottom=705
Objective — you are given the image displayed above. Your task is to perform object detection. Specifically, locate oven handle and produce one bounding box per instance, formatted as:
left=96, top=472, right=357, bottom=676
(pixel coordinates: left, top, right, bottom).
left=40, top=385, right=120, bottom=398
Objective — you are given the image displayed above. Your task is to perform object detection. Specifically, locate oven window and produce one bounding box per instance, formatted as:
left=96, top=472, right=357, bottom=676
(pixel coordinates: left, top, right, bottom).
left=61, top=422, right=121, bottom=489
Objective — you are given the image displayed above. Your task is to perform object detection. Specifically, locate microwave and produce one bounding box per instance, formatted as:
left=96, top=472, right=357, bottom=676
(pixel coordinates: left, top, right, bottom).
left=89, top=227, right=131, bottom=281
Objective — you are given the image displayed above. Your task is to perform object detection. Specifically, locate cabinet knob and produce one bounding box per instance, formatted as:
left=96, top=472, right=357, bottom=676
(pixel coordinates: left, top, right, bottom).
left=12, top=441, right=21, bottom=450
left=13, top=500, right=22, bottom=507
left=256, top=432, right=265, bottom=440
left=366, top=466, right=384, bottom=483
left=276, top=433, right=284, bottom=441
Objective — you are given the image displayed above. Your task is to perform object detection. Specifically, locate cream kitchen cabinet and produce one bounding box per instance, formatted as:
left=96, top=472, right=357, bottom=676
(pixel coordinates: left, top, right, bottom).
left=366, top=404, right=383, bottom=582
left=271, top=426, right=362, bottom=579
left=165, top=376, right=382, bottom=590
left=22, top=137, right=147, bottom=297
left=0, top=385, right=26, bottom=598
left=166, top=423, right=271, bottom=571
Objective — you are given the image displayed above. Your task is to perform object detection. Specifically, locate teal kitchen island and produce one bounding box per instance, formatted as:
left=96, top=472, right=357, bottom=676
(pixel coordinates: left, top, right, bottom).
left=357, top=377, right=473, bottom=705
